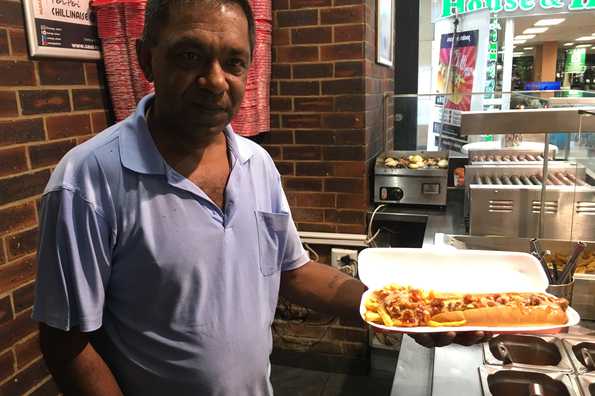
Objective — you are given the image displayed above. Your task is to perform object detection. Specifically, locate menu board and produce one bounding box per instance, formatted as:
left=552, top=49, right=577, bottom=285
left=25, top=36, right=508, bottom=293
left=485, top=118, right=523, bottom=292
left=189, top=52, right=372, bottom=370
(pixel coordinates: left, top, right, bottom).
left=23, top=0, right=101, bottom=59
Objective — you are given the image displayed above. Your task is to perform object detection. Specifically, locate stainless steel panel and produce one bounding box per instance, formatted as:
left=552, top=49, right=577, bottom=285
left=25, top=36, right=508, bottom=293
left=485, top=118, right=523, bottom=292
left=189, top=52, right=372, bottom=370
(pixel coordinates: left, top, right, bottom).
left=561, top=336, right=595, bottom=374
left=478, top=366, right=581, bottom=396
left=374, top=174, right=447, bottom=206
left=577, top=373, right=595, bottom=396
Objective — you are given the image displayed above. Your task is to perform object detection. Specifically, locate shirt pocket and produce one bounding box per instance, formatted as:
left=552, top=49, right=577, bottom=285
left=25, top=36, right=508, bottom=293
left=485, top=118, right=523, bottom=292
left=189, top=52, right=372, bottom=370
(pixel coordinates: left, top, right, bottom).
left=254, top=210, right=289, bottom=276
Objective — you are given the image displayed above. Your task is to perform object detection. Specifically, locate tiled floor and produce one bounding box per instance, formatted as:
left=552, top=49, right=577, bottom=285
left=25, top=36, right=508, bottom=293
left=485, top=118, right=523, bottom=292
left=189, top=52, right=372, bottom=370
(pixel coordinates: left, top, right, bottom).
left=270, top=365, right=393, bottom=396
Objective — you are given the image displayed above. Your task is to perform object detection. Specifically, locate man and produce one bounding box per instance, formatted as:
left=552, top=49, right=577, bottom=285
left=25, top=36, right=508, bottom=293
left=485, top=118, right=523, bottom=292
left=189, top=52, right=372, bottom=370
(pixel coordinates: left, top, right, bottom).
left=33, top=1, right=487, bottom=395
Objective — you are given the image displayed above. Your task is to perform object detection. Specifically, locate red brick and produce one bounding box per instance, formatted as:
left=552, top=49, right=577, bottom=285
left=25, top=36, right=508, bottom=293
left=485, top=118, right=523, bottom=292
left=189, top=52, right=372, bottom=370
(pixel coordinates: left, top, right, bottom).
left=321, top=43, right=364, bottom=61
left=0, top=308, right=36, bottom=352
left=295, top=162, right=331, bottom=176
left=0, top=296, right=12, bottom=325
left=273, top=0, right=289, bottom=9
left=84, top=62, right=104, bottom=86
left=276, top=46, right=319, bottom=63
left=284, top=177, right=323, bottom=192
left=290, top=0, right=331, bottom=7
left=0, top=60, right=36, bottom=86
left=91, top=111, right=109, bottom=133
left=334, top=0, right=361, bottom=4
left=292, top=27, right=332, bottom=44
left=334, top=129, right=364, bottom=145
left=291, top=207, right=324, bottom=223
left=335, top=61, right=364, bottom=77
left=294, top=130, right=334, bottom=145
left=337, top=224, right=365, bottom=234
left=322, top=78, right=364, bottom=95
left=0, top=202, right=37, bottom=236
left=282, top=114, right=321, bottom=129
left=72, top=88, right=108, bottom=110
left=263, top=145, right=281, bottom=159
left=0, top=169, right=51, bottom=205
left=295, top=192, right=335, bottom=207
left=270, top=81, right=279, bottom=96
left=294, top=97, right=333, bottom=112
left=284, top=146, right=322, bottom=160
left=336, top=94, right=365, bottom=111
left=0, top=146, right=28, bottom=177
left=76, top=135, right=94, bottom=145
left=323, top=146, right=364, bottom=161
left=297, top=222, right=336, bottom=232
left=275, top=161, right=294, bottom=176
left=28, top=378, right=60, bottom=396
left=0, top=29, right=8, bottom=55
left=0, top=1, right=24, bottom=28
left=320, top=5, right=364, bottom=24
left=334, top=24, right=365, bottom=42
left=325, top=177, right=363, bottom=192
left=7, top=228, right=37, bottom=261
left=270, top=113, right=280, bottom=129
left=272, top=63, right=291, bottom=79
left=293, top=63, right=333, bottom=79
left=8, top=29, right=27, bottom=56
left=270, top=97, right=292, bottom=112
left=0, top=240, right=4, bottom=264
left=263, top=130, right=293, bottom=144
left=324, top=209, right=337, bottom=222
left=335, top=210, right=365, bottom=225
left=322, top=113, right=363, bottom=129
left=0, top=357, right=48, bottom=396
left=0, top=255, right=36, bottom=294
left=0, top=118, right=44, bottom=146
left=337, top=193, right=366, bottom=209
left=38, top=61, right=85, bottom=85
left=46, top=113, right=92, bottom=140
left=13, top=280, right=34, bottom=315
left=280, top=81, right=319, bottom=96
left=15, top=333, right=40, bottom=369
left=277, top=9, right=318, bottom=27
left=333, top=161, right=365, bottom=177
left=272, top=29, right=290, bottom=46
left=0, top=349, right=14, bottom=382
left=29, top=139, right=76, bottom=169
left=0, top=91, right=18, bottom=117
left=19, top=90, right=70, bottom=115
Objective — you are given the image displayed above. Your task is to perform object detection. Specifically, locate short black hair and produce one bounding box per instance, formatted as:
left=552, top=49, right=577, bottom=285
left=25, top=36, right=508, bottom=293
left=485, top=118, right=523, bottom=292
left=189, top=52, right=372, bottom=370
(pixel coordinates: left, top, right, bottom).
left=141, top=0, right=255, bottom=55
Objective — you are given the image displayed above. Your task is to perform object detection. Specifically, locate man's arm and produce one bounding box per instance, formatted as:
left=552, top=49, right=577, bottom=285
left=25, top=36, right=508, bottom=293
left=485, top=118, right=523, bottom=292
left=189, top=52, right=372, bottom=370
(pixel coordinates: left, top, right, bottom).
left=39, top=323, right=123, bottom=396
left=280, top=260, right=367, bottom=322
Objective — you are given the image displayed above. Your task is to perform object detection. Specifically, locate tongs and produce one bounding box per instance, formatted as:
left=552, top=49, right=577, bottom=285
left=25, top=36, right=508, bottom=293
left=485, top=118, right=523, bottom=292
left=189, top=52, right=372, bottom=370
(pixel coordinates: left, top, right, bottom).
left=496, top=341, right=514, bottom=365
left=559, top=242, right=586, bottom=285
left=530, top=239, right=554, bottom=283
left=581, top=347, right=595, bottom=371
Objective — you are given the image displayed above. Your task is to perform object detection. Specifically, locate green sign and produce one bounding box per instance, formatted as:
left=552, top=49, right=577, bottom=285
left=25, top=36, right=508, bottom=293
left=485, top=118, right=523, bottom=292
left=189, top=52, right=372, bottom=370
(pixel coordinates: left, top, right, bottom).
left=442, top=0, right=595, bottom=18
left=564, top=48, right=586, bottom=73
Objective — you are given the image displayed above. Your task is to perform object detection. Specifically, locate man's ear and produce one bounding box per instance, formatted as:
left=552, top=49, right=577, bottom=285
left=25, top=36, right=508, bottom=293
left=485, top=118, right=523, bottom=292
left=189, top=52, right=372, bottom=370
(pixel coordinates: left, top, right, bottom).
left=136, top=38, right=153, bottom=82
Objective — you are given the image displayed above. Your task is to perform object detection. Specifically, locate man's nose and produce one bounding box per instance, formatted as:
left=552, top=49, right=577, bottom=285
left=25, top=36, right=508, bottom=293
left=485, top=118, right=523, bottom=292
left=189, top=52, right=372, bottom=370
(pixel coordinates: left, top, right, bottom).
left=197, top=61, right=228, bottom=95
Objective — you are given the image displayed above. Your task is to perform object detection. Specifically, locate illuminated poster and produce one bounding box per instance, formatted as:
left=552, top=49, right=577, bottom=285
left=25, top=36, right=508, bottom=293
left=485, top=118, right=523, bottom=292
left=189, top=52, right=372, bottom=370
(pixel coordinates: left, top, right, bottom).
left=23, top=0, right=101, bottom=59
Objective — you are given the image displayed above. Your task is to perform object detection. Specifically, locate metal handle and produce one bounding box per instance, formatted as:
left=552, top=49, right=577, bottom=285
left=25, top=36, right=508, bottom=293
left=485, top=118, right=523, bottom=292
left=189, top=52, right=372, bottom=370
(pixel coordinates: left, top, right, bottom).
left=496, top=341, right=513, bottom=365
left=582, top=347, right=595, bottom=371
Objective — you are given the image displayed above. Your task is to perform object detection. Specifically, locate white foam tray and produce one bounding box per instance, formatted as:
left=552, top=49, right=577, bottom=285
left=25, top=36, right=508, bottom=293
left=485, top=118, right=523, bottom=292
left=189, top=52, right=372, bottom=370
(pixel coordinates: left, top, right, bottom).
left=358, top=248, right=580, bottom=333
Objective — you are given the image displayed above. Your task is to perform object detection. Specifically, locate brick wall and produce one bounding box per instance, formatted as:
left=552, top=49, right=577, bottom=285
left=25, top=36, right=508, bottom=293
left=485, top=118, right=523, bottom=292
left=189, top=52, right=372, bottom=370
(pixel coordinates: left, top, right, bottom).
left=268, top=0, right=395, bottom=372
left=0, top=0, right=111, bottom=392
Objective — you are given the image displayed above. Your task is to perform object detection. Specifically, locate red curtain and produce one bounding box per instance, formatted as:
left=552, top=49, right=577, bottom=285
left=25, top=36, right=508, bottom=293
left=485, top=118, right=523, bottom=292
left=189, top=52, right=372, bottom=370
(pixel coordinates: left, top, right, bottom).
left=92, top=0, right=271, bottom=137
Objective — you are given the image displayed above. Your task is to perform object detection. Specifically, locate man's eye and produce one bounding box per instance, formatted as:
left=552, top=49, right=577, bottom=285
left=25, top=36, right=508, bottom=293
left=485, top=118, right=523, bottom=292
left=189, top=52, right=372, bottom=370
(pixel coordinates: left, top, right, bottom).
left=180, top=52, right=200, bottom=62
left=227, top=58, right=247, bottom=72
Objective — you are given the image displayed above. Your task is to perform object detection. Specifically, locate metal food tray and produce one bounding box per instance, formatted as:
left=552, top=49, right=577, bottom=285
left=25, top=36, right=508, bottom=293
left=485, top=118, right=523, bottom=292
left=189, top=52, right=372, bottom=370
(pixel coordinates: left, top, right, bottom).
left=478, top=366, right=581, bottom=396
left=577, top=373, right=595, bottom=396
left=483, top=334, right=574, bottom=373
left=561, top=336, right=595, bottom=374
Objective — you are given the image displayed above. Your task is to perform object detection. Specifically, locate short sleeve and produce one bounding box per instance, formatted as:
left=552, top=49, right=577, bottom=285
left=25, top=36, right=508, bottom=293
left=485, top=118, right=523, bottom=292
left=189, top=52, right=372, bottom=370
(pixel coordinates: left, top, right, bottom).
left=32, top=188, right=114, bottom=332
left=273, top=176, right=310, bottom=272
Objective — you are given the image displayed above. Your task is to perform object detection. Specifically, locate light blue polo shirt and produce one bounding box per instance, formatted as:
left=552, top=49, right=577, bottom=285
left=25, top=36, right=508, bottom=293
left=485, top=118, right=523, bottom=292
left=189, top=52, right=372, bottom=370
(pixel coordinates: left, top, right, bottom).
left=32, top=93, right=310, bottom=396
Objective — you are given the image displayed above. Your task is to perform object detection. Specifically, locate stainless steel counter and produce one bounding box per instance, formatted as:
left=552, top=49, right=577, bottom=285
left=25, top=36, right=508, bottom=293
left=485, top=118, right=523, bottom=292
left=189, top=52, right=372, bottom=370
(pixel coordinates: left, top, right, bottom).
left=390, top=322, right=595, bottom=396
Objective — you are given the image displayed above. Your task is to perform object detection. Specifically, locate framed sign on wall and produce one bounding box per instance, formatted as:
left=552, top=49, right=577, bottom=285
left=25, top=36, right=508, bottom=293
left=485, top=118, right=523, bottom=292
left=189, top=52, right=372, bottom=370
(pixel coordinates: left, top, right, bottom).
left=22, top=0, right=101, bottom=59
left=377, top=0, right=394, bottom=67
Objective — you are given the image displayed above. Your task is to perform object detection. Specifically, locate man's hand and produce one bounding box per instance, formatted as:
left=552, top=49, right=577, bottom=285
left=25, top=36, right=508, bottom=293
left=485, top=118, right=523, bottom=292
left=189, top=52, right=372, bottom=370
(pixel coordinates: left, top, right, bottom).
left=411, top=331, right=492, bottom=348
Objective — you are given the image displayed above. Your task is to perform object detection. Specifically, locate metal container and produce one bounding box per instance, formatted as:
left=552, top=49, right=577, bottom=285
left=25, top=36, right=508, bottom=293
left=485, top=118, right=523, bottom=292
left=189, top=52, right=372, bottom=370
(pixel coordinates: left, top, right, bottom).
left=478, top=366, right=581, bottom=396
left=374, top=150, right=448, bottom=206
left=483, top=334, right=574, bottom=373
left=577, top=374, right=595, bottom=396
left=438, top=236, right=595, bottom=320
left=464, top=163, right=595, bottom=241
left=561, top=336, right=595, bottom=374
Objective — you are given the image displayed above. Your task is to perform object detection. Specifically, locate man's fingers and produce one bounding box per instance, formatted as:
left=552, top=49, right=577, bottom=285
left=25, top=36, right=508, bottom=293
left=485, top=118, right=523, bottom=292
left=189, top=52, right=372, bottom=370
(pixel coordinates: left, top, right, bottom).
left=434, top=332, right=456, bottom=347
left=411, top=333, right=435, bottom=348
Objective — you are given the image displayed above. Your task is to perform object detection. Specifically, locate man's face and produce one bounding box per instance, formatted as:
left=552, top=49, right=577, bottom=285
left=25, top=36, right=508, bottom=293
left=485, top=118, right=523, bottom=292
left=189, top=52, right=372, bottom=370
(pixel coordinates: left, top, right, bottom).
left=141, top=2, right=251, bottom=137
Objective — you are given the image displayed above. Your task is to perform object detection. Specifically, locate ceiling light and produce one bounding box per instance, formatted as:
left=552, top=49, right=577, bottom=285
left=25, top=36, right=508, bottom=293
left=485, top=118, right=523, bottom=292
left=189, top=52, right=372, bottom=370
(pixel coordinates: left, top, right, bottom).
left=523, top=47, right=534, bottom=50
left=534, top=18, right=565, bottom=26
left=575, top=44, right=591, bottom=48
left=564, top=42, right=574, bottom=46
left=576, top=36, right=595, bottom=41
left=513, top=52, right=525, bottom=56
left=523, top=27, right=549, bottom=34
left=513, top=40, right=527, bottom=45
left=515, top=35, right=536, bottom=40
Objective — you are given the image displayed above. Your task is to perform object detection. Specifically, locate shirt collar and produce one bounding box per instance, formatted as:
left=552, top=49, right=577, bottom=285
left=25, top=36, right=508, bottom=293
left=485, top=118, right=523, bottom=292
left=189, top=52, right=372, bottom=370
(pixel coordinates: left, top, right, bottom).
left=119, top=93, right=254, bottom=175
